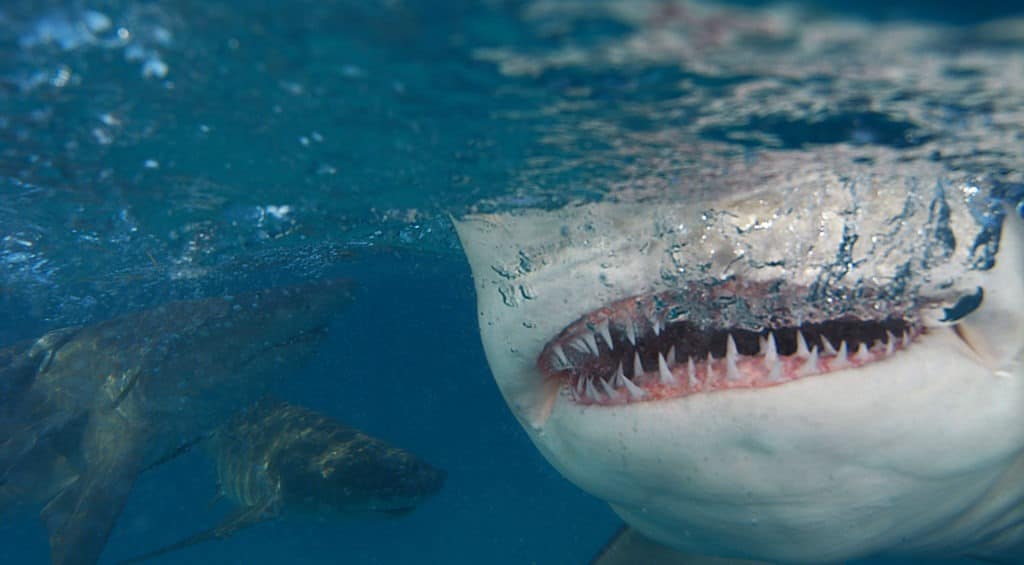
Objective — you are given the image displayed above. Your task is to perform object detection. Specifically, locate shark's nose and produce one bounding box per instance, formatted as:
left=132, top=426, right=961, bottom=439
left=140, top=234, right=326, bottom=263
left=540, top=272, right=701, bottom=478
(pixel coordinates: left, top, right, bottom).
left=290, top=278, right=357, bottom=315
left=384, top=456, right=446, bottom=497
left=406, top=464, right=446, bottom=495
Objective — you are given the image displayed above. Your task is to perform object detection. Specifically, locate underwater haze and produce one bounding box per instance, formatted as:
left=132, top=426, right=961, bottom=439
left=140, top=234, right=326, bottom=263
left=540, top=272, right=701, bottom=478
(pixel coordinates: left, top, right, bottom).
left=2, top=0, right=1023, bottom=563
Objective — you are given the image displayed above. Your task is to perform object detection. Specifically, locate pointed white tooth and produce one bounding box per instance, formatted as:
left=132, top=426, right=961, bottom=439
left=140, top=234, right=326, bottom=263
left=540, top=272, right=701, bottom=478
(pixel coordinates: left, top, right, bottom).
left=724, top=334, right=742, bottom=381
left=726, top=354, right=741, bottom=381
left=633, top=352, right=644, bottom=378
left=570, top=338, right=589, bottom=354
left=833, top=341, right=851, bottom=369
left=553, top=344, right=569, bottom=367
left=757, top=335, right=767, bottom=355
left=821, top=336, right=837, bottom=355
left=575, top=376, right=586, bottom=394
left=798, top=346, right=819, bottom=376
left=550, top=355, right=563, bottom=370
left=764, top=332, right=778, bottom=363
left=613, top=362, right=627, bottom=388
left=901, top=331, right=912, bottom=348
left=621, top=374, right=647, bottom=399
left=583, top=332, right=600, bottom=355
left=726, top=358, right=741, bottom=381
left=625, top=322, right=637, bottom=346
left=726, top=334, right=739, bottom=360
left=885, top=331, right=896, bottom=355
left=687, top=357, right=699, bottom=389
left=658, top=353, right=677, bottom=385
left=705, top=353, right=716, bottom=384
left=667, top=345, right=677, bottom=365
left=796, top=331, right=811, bottom=358
left=652, top=317, right=661, bottom=337
left=768, top=353, right=783, bottom=381
left=761, top=331, right=781, bottom=380
left=597, top=320, right=614, bottom=351
left=855, top=342, right=872, bottom=363
left=599, top=377, right=620, bottom=399
left=585, top=378, right=602, bottom=401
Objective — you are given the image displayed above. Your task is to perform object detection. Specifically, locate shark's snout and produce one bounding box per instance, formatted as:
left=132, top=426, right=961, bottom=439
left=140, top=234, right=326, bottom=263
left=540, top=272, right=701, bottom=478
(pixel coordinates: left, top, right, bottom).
left=364, top=457, right=447, bottom=517
left=321, top=443, right=447, bottom=507
left=272, top=441, right=447, bottom=519
left=394, top=458, right=447, bottom=499
left=198, top=278, right=355, bottom=370
left=240, top=278, right=355, bottom=334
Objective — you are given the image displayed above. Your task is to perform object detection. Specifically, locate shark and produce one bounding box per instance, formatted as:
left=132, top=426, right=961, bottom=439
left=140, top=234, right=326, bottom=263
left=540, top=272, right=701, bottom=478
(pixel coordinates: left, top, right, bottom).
left=454, top=162, right=1024, bottom=564
left=0, top=279, right=353, bottom=565
left=119, top=397, right=447, bottom=563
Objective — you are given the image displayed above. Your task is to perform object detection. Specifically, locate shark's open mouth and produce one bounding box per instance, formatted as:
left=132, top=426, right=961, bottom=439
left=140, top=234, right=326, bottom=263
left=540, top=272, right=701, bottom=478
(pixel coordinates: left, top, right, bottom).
left=538, top=282, right=923, bottom=406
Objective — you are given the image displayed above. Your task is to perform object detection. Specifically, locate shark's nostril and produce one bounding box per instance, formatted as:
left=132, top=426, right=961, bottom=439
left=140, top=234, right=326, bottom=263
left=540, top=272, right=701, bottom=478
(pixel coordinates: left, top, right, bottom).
left=539, top=281, right=923, bottom=406
left=942, top=287, right=983, bottom=323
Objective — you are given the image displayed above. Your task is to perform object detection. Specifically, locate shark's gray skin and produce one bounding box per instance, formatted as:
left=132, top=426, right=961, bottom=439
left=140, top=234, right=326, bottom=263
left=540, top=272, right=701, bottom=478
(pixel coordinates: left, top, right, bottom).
left=455, top=165, right=1024, bottom=563
left=120, top=397, right=446, bottom=564
left=0, top=327, right=82, bottom=479
left=0, top=279, right=353, bottom=565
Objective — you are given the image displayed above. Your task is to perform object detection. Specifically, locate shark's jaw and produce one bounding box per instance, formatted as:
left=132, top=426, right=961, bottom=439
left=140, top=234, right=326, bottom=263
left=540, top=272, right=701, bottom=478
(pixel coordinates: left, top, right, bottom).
left=527, top=267, right=1020, bottom=564
left=538, top=282, right=921, bottom=407
left=543, top=324, right=1022, bottom=563
left=454, top=174, right=1024, bottom=563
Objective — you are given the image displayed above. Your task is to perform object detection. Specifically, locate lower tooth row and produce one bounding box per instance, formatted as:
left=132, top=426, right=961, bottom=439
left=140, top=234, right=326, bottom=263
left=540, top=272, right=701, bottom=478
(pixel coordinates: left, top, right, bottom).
left=575, top=372, right=646, bottom=403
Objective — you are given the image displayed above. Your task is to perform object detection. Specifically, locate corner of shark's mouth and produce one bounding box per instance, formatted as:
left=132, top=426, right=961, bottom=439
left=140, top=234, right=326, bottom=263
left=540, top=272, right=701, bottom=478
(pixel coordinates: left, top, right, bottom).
left=537, top=282, right=923, bottom=406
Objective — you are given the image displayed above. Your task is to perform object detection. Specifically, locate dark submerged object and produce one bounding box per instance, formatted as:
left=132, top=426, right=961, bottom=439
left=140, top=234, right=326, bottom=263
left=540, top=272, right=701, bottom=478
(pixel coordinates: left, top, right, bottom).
left=0, top=279, right=354, bottom=565
left=121, top=398, right=446, bottom=564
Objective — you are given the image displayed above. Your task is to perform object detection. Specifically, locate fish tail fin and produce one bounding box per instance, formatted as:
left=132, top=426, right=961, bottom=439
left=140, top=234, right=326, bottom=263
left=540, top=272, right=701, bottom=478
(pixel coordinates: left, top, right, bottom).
left=41, top=442, right=144, bottom=565
left=116, top=499, right=276, bottom=564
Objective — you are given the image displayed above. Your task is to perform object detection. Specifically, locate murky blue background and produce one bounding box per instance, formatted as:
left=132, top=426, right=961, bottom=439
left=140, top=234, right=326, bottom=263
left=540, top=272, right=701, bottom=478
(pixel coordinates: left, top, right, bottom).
left=2, top=0, right=1023, bottom=563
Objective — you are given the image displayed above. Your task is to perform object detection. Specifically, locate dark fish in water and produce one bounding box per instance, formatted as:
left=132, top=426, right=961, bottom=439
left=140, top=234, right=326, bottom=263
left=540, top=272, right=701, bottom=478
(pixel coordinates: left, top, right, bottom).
left=0, top=279, right=354, bottom=565
left=120, top=398, right=446, bottom=564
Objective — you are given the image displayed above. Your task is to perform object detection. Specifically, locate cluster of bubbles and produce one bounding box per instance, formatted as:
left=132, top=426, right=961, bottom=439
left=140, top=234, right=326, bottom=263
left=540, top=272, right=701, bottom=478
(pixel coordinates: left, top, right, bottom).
left=14, top=5, right=173, bottom=87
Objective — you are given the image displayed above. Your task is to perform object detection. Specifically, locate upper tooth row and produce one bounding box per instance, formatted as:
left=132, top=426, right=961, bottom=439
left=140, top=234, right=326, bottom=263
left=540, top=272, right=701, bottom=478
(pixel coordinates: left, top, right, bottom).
left=569, top=329, right=913, bottom=404
left=564, top=319, right=649, bottom=359
left=553, top=328, right=912, bottom=370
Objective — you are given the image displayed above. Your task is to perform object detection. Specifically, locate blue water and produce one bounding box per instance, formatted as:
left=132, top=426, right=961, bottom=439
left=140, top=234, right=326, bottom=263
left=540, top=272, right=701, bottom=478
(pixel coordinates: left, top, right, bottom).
left=2, top=0, right=1023, bottom=563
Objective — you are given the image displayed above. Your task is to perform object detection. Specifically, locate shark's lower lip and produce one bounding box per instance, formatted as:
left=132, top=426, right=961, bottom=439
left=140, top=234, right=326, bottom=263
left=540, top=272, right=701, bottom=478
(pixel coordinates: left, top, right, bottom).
left=538, top=284, right=925, bottom=407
